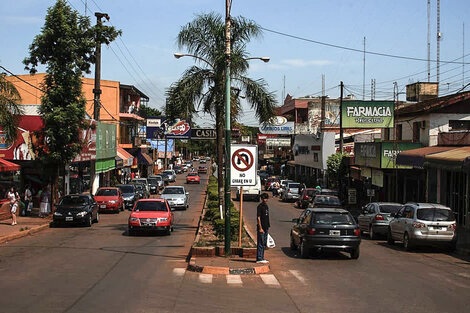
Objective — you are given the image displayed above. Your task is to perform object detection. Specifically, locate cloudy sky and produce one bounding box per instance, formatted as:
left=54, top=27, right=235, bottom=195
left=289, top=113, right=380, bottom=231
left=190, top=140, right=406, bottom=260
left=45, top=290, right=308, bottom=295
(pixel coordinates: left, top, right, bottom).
left=1, top=0, right=469, bottom=126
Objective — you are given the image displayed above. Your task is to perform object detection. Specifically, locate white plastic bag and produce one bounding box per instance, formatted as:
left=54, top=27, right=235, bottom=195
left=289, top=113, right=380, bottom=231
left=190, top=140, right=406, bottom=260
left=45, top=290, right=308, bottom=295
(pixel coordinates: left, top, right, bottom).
left=267, top=233, right=276, bottom=249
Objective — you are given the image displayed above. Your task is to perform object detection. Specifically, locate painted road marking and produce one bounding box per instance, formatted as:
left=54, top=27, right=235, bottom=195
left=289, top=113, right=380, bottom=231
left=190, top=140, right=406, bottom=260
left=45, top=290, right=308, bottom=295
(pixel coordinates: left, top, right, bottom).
left=226, top=275, right=243, bottom=286
left=260, top=274, right=280, bottom=287
left=289, top=270, right=307, bottom=285
left=173, top=268, right=186, bottom=277
left=199, top=273, right=213, bottom=284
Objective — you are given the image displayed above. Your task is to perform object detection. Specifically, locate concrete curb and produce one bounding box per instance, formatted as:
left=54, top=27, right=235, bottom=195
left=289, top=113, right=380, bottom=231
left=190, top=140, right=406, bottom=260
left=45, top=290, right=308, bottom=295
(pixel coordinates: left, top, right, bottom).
left=0, top=223, right=50, bottom=245
left=187, top=256, right=270, bottom=275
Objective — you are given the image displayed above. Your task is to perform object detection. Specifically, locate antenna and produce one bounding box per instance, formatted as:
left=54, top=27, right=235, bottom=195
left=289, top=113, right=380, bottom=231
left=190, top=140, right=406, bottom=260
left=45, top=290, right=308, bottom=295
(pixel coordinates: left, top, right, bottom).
left=371, top=78, right=376, bottom=101
left=437, top=0, right=441, bottom=94
left=427, top=0, right=431, bottom=82
left=363, top=36, right=366, bottom=100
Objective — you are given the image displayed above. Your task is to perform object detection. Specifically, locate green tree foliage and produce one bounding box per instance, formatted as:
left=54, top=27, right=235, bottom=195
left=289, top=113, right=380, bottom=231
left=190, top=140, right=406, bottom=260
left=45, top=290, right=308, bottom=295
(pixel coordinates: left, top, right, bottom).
left=23, top=0, right=120, bottom=165
left=326, top=153, right=349, bottom=188
left=0, top=73, right=23, bottom=144
left=138, top=104, right=162, bottom=119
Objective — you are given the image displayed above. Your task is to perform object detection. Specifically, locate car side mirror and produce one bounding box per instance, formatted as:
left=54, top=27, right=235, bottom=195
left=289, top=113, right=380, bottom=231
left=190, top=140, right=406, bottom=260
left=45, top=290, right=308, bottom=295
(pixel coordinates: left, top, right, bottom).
left=186, top=192, right=189, bottom=195
left=292, top=218, right=299, bottom=223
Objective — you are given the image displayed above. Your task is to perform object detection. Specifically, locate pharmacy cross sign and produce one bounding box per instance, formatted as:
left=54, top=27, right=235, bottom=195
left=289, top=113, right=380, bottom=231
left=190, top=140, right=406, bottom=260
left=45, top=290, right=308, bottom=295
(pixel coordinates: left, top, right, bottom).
left=232, top=148, right=254, bottom=172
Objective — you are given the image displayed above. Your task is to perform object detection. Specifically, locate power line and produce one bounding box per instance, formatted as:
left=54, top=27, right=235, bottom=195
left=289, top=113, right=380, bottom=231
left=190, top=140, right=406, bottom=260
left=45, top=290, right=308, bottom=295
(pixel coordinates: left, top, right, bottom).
left=260, top=26, right=470, bottom=65
left=0, top=65, right=45, bottom=92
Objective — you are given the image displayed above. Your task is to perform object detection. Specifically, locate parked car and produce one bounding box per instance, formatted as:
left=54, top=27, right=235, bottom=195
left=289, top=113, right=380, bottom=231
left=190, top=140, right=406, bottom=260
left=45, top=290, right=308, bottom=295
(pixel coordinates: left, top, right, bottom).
left=160, top=186, right=189, bottom=210
left=388, top=203, right=457, bottom=251
left=236, top=175, right=261, bottom=201
left=290, top=208, right=361, bottom=259
left=94, top=187, right=124, bottom=213
left=186, top=171, right=200, bottom=184
left=296, top=188, right=317, bottom=209
left=198, top=166, right=208, bottom=174
left=205, top=156, right=211, bottom=161
left=264, top=177, right=279, bottom=191
left=116, top=184, right=138, bottom=210
left=128, top=199, right=174, bottom=235
left=279, top=179, right=294, bottom=196
left=160, top=172, right=170, bottom=185
left=174, top=166, right=183, bottom=174
left=311, top=195, right=342, bottom=209
left=357, top=202, right=402, bottom=239
left=147, top=176, right=162, bottom=194
left=131, top=178, right=150, bottom=195
left=199, top=158, right=207, bottom=164
left=53, top=194, right=99, bottom=227
left=162, top=170, right=176, bottom=182
left=281, top=182, right=301, bottom=202
left=315, top=189, right=339, bottom=197
left=192, top=157, right=199, bottom=162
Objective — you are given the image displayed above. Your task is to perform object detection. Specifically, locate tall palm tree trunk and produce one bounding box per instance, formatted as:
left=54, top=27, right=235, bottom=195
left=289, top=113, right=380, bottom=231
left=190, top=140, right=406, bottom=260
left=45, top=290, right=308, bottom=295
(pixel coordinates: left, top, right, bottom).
left=216, top=106, right=225, bottom=213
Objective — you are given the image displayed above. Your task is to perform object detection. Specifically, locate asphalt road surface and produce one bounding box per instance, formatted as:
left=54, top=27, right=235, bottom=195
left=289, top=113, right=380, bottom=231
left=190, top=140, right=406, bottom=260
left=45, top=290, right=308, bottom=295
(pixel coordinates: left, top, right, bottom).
left=1, top=171, right=470, bottom=313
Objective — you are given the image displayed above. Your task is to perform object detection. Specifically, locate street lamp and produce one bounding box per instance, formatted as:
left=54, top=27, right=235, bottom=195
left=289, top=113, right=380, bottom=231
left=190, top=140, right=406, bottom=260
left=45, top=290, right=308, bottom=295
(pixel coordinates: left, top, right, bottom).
left=173, top=53, right=214, bottom=68
left=246, top=56, right=270, bottom=63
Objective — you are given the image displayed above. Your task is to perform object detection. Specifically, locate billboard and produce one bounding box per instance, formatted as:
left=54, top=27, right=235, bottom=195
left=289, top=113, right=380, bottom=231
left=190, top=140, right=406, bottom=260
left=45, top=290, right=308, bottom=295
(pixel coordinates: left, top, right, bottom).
left=191, top=128, right=216, bottom=140
left=342, top=101, right=394, bottom=128
left=381, top=142, right=422, bottom=169
left=165, top=120, right=191, bottom=139
left=146, top=117, right=166, bottom=139
left=260, top=116, right=295, bottom=134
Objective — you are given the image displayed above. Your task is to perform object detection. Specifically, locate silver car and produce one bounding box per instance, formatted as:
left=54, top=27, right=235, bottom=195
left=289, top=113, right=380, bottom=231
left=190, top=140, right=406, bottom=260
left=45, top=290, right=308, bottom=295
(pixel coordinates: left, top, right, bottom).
left=388, top=203, right=457, bottom=251
left=162, top=170, right=176, bottom=182
left=160, top=186, right=189, bottom=210
left=358, top=202, right=402, bottom=239
left=282, top=182, right=301, bottom=202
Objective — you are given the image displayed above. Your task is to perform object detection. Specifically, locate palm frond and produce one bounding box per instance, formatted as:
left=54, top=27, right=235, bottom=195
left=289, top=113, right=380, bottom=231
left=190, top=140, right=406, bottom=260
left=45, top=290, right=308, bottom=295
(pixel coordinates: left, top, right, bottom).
left=0, top=74, right=23, bottom=143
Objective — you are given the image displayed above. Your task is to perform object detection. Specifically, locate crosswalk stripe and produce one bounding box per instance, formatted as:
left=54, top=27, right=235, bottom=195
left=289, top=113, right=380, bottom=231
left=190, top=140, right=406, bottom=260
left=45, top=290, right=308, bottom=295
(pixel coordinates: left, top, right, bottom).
left=260, top=274, right=280, bottom=287
left=289, top=270, right=307, bottom=285
left=173, top=268, right=186, bottom=277
left=226, top=275, right=243, bottom=286
left=199, top=273, right=213, bottom=284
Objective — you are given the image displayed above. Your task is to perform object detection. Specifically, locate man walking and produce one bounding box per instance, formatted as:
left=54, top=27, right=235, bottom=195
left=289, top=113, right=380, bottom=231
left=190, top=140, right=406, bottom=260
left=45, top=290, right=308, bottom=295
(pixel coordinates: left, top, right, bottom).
left=256, top=193, right=270, bottom=264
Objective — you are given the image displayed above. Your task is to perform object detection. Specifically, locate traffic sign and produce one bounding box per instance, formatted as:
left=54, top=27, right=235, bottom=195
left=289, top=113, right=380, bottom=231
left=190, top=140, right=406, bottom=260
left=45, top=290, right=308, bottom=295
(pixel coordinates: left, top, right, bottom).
left=230, top=144, right=257, bottom=186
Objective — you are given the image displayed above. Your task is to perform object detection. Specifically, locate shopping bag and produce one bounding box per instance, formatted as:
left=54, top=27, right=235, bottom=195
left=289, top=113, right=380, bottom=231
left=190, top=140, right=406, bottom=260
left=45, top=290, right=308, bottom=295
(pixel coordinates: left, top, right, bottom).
left=28, top=202, right=33, bottom=211
left=267, top=233, right=276, bottom=249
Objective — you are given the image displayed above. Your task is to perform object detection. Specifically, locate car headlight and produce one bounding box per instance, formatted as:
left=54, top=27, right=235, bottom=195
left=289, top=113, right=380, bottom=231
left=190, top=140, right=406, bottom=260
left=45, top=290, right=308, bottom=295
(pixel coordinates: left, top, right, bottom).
left=76, top=211, right=87, bottom=217
left=158, top=218, right=168, bottom=222
left=129, top=217, right=139, bottom=222
left=53, top=211, right=62, bottom=216
left=108, top=200, right=117, bottom=204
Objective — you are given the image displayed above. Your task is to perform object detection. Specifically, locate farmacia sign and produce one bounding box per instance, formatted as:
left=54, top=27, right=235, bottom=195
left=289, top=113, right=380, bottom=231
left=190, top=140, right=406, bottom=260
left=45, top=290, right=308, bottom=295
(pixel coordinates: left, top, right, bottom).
left=342, top=101, right=394, bottom=128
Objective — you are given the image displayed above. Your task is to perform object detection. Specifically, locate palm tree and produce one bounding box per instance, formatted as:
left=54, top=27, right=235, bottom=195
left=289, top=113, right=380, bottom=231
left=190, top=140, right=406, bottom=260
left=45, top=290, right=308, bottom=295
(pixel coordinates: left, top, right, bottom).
left=0, top=73, right=23, bottom=144
left=166, top=12, right=276, bottom=207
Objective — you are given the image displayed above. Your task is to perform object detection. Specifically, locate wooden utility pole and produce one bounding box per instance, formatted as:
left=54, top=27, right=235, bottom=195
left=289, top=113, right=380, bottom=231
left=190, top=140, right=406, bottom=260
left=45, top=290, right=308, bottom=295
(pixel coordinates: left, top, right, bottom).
left=93, top=12, right=109, bottom=120
left=339, top=81, right=344, bottom=153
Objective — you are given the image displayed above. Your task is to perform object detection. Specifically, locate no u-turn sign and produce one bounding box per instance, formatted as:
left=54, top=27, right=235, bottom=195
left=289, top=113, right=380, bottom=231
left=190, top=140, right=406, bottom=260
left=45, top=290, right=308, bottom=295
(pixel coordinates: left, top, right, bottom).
left=230, top=144, right=258, bottom=186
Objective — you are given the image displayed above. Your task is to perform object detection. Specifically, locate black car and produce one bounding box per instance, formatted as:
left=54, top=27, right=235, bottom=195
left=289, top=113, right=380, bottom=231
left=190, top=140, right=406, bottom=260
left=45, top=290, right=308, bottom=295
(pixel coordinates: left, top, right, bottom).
left=52, top=194, right=99, bottom=227
left=174, top=166, right=183, bottom=174
left=147, top=176, right=160, bottom=194
left=290, top=208, right=361, bottom=259
left=160, top=172, right=170, bottom=185
left=311, top=195, right=342, bottom=209
left=116, top=184, right=138, bottom=210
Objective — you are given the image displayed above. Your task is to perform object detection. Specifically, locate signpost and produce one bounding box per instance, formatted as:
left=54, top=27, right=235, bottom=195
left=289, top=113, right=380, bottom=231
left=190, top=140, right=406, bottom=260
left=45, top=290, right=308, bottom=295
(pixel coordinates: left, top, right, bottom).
left=230, top=144, right=257, bottom=249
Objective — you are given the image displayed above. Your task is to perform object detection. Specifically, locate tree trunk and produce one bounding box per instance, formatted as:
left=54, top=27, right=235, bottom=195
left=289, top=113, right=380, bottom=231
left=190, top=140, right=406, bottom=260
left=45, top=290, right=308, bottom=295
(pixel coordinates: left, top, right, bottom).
left=216, top=106, right=224, bottom=213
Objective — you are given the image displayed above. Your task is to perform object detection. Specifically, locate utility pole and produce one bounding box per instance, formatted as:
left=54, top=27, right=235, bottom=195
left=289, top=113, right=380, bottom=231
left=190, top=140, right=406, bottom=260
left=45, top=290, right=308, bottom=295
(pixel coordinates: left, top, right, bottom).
left=282, top=75, right=286, bottom=104
left=363, top=37, right=366, bottom=101
left=322, top=74, right=325, bottom=97
left=437, top=0, right=441, bottom=94
left=224, top=0, right=232, bottom=256
left=339, top=81, right=344, bottom=153
left=427, top=0, right=431, bottom=82
left=93, top=12, right=109, bottom=120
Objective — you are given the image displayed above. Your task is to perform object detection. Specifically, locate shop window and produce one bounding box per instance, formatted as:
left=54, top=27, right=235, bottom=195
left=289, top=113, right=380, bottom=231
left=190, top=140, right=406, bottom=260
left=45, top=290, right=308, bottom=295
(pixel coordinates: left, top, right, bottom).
left=449, top=120, right=470, bottom=130
left=396, top=124, right=403, bottom=140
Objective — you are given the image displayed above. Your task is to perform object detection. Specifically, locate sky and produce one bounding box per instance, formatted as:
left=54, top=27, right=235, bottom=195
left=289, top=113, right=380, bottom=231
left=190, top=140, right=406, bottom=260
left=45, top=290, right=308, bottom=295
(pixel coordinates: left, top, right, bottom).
left=1, top=0, right=469, bottom=127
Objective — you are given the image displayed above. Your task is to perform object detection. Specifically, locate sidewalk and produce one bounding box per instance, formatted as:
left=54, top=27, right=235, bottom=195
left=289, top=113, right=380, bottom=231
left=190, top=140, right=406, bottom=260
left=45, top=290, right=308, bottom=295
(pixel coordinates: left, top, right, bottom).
left=0, top=215, right=51, bottom=244
left=188, top=255, right=270, bottom=275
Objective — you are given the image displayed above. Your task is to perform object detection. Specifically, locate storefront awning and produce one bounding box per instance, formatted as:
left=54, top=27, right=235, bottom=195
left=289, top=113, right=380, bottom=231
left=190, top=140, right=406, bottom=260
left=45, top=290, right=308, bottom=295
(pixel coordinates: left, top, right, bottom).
left=138, top=151, right=153, bottom=165
left=424, top=146, right=470, bottom=171
left=396, top=146, right=456, bottom=168
left=0, top=158, right=20, bottom=172
left=116, top=147, right=134, bottom=167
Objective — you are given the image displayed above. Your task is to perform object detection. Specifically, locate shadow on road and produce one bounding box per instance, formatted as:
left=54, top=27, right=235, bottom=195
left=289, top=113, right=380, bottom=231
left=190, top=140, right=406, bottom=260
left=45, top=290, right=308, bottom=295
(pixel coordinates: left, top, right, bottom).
left=281, top=246, right=352, bottom=260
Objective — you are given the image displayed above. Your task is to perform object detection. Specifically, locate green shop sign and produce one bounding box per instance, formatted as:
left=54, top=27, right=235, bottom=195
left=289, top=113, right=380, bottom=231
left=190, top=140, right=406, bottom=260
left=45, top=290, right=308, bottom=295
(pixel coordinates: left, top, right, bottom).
left=355, top=142, right=421, bottom=169
left=381, top=142, right=421, bottom=169
left=96, top=122, right=117, bottom=173
left=342, top=101, right=394, bottom=128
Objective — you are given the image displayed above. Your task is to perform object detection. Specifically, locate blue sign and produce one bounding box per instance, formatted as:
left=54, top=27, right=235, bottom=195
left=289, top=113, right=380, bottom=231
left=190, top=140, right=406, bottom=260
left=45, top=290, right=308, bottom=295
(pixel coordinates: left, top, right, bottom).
left=146, top=117, right=166, bottom=139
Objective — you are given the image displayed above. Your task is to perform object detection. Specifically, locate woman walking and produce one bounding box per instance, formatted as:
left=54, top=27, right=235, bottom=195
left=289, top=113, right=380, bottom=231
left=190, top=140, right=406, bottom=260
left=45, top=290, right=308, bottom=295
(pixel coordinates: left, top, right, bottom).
left=7, top=186, right=19, bottom=226
left=39, top=187, right=51, bottom=218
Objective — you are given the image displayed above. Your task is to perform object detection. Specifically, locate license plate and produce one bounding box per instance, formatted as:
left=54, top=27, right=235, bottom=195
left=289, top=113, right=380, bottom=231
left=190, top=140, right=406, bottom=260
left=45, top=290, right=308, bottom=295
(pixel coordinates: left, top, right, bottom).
left=65, top=217, right=73, bottom=221
left=100, top=205, right=107, bottom=208
left=142, top=223, right=154, bottom=227
left=329, top=230, right=341, bottom=236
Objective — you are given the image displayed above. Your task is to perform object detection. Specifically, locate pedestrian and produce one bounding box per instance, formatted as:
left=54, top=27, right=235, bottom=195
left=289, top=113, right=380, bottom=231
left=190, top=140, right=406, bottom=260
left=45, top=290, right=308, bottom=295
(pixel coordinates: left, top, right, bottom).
left=256, top=193, right=270, bottom=264
left=39, top=187, right=51, bottom=218
left=23, top=185, right=32, bottom=217
left=272, top=181, right=280, bottom=197
left=8, top=186, right=20, bottom=226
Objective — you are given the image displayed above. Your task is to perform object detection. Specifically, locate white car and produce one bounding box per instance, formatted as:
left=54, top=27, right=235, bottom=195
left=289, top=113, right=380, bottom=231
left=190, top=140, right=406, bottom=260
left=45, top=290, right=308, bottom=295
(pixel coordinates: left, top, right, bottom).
left=236, top=175, right=261, bottom=201
left=160, top=186, right=189, bottom=210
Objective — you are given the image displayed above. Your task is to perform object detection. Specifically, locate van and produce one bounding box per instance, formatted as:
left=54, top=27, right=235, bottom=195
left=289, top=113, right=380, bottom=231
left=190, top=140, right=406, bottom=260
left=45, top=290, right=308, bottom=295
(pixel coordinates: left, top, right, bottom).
left=236, top=175, right=261, bottom=202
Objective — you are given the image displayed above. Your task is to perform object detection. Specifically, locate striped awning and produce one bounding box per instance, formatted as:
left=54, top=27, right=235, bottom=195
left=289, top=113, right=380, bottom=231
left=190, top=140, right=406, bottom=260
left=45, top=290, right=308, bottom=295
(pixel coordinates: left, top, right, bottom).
left=0, top=158, right=20, bottom=172
left=116, top=147, right=134, bottom=167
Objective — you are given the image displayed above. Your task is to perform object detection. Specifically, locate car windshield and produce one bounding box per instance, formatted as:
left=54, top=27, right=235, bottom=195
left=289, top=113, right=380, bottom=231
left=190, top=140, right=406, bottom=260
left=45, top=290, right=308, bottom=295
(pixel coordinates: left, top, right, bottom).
left=314, top=196, right=341, bottom=206
left=417, top=208, right=455, bottom=221
left=133, top=179, right=146, bottom=184
left=118, top=185, right=134, bottom=193
left=379, top=205, right=402, bottom=214
left=163, top=171, right=173, bottom=175
left=96, top=189, right=117, bottom=196
left=188, top=173, right=198, bottom=177
left=163, top=188, right=184, bottom=195
left=60, top=196, right=88, bottom=206
left=288, top=183, right=300, bottom=189
left=134, top=184, right=143, bottom=191
left=134, top=201, right=167, bottom=212
left=148, top=178, right=159, bottom=184
left=313, top=212, right=355, bottom=225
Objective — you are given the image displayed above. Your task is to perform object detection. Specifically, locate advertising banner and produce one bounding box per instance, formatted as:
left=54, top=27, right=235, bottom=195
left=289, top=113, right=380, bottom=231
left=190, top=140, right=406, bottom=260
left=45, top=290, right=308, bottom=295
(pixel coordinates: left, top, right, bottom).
left=342, top=101, right=394, bottom=128
left=257, top=134, right=276, bottom=144
left=381, top=142, right=422, bottom=169
left=73, top=120, right=97, bottom=162
left=266, top=138, right=291, bottom=147
left=354, top=142, right=381, bottom=168
left=191, top=128, right=216, bottom=140
left=260, top=121, right=295, bottom=135
left=165, top=120, right=191, bottom=139
left=146, top=117, right=166, bottom=139
left=0, top=115, right=43, bottom=161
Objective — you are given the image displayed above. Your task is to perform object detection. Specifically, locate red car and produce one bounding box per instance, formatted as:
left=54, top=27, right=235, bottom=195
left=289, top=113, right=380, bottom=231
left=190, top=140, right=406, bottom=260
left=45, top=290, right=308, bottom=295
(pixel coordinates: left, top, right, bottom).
left=296, top=188, right=317, bottom=209
left=95, top=187, right=124, bottom=213
left=198, top=166, right=208, bottom=174
left=128, top=199, right=174, bottom=235
left=186, top=171, right=200, bottom=184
